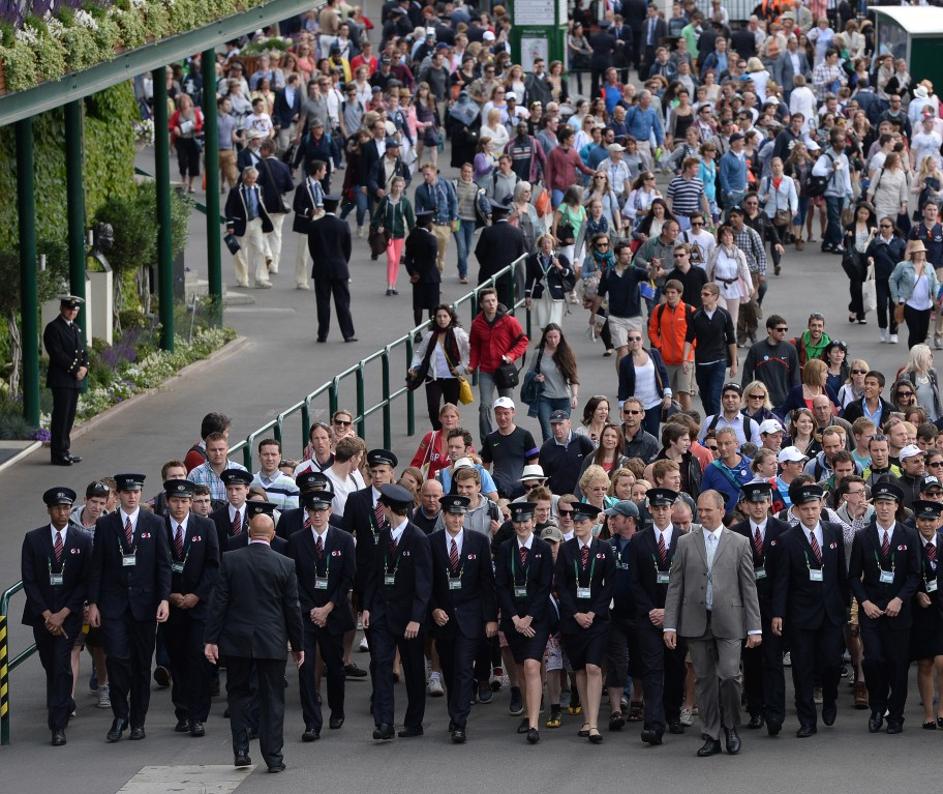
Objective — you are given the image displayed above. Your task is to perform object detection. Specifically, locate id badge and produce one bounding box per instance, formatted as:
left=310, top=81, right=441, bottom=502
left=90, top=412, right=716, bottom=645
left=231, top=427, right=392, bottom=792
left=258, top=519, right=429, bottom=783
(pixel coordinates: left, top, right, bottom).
left=383, top=573, right=396, bottom=586
left=754, top=567, right=767, bottom=580
left=927, top=579, right=939, bottom=593
left=616, top=561, right=629, bottom=571
left=656, top=571, right=670, bottom=585
left=514, top=585, right=528, bottom=599
left=121, top=553, right=136, bottom=568
left=808, top=568, right=823, bottom=582
left=49, top=572, right=63, bottom=586
left=315, top=577, right=329, bottom=590
left=448, top=578, right=462, bottom=591
left=879, top=570, right=894, bottom=584
left=171, top=562, right=185, bottom=574
left=577, top=586, right=592, bottom=600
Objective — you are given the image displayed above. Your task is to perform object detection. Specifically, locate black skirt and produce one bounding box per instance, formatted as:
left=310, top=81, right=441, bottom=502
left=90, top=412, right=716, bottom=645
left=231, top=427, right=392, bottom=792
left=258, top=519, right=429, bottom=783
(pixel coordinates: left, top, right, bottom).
left=910, top=599, right=943, bottom=661
left=562, top=623, right=609, bottom=669
left=503, top=620, right=551, bottom=664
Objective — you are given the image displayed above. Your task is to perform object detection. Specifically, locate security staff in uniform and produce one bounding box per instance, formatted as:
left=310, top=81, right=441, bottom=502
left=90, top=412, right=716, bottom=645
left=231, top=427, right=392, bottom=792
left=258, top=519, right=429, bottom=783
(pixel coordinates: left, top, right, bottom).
left=308, top=194, right=357, bottom=343
left=228, top=500, right=290, bottom=554
left=276, top=471, right=343, bottom=539
left=287, top=488, right=356, bottom=741
left=910, top=499, right=943, bottom=715
left=629, top=487, right=687, bottom=744
left=42, top=295, right=89, bottom=466
left=494, top=502, right=554, bottom=744
left=429, top=494, right=498, bottom=744
left=87, top=473, right=171, bottom=743
left=555, top=502, right=616, bottom=746
left=362, top=484, right=432, bottom=741
left=20, top=487, right=92, bottom=745
left=730, top=480, right=788, bottom=734
left=211, top=468, right=254, bottom=552
left=848, top=481, right=922, bottom=734
left=772, top=483, right=849, bottom=737
left=160, top=479, right=220, bottom=737
left=404, top=209, right=442, bottom=327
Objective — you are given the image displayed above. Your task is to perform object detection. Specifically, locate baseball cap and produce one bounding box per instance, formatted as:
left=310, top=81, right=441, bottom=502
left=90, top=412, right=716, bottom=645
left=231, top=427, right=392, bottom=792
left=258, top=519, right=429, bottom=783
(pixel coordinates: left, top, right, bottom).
left=900, top=444, right=924, bottom=462
left=604, top=500, right=639, bottom=519
left=777, top=446, right=807, bottom=464
left=493, top=396, right=515, bottom=410
left=759, top=419, right=783, bottom=435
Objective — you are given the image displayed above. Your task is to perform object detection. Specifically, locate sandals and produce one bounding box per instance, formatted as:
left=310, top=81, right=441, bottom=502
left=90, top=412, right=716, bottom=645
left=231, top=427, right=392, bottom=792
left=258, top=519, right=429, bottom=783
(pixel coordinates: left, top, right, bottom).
left=627, top=701, right=644, bottom=722
left=567, top=703, right=582, bottom=716
left=578, top=722, right=591, bottom=737
left=545, top=711, right=562, bottom=729
left=588, top=727, right=603, bottom=744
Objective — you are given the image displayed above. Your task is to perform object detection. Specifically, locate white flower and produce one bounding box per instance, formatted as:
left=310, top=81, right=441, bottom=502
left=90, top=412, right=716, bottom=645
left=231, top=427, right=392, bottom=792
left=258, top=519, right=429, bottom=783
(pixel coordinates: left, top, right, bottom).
left=16, top=26, right=39, bottom=46
left=75, top=10, right=99, bottom=31
left=46, top=18, right=66, bottom=38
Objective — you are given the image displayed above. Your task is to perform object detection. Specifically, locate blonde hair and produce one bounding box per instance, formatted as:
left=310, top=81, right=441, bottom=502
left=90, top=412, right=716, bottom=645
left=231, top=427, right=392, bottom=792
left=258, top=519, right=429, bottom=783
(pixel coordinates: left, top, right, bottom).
left=579, top=464, right=610, bottom=493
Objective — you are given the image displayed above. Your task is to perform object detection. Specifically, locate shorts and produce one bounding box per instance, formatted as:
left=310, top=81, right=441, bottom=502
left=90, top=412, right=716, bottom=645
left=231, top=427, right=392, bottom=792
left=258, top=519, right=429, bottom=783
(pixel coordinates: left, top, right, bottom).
left=607, top=314, right=643, bottom=349
left=664, top=362, right=695, bottom=395
left=84, top=625, right=104, bottom=649
left=543, top=633, right=563, bottom=672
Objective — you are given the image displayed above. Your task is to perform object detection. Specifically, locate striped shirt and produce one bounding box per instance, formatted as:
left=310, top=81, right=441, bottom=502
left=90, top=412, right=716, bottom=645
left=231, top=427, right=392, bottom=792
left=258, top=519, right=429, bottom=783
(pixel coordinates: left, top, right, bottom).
left=666, top=175, right=704, bottom=216
left=252, top=470, right=300, bottom=510
left=187, top=459, right=248, bottom=502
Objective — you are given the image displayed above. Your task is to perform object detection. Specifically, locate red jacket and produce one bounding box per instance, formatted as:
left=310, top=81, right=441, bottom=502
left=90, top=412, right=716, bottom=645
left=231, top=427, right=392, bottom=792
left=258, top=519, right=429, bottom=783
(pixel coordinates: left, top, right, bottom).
left=469, top=309, right=528, bottom=374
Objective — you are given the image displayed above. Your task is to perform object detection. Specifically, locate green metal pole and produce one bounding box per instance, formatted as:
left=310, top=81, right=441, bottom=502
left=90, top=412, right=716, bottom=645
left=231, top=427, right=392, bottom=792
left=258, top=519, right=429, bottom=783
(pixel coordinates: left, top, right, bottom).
left=356, top=366, right=365, bottom=439
left=153, top=67, right=174, bottom=351
left=381, top=351, right=391, bottom=450
left=64, top=101, right=87, bottom=341
left=405, top=338, right=415, bottom=437
left=16, top=118, right=40, bottom=426
left=201, top=48, right=223, bottom=316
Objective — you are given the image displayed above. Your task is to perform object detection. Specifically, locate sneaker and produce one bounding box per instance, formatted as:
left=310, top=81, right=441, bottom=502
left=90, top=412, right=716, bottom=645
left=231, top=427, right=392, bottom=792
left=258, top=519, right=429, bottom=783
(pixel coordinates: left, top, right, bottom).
left=889, top=334, right=899, bottom=344
left=680, top=707, right=694, bottom=727
left=509, top=686, right=524, bottom=716
left=97, top=684, right=111, bottom=709
left=880, top=329, right=889, bottom=343
left=477, top=683, right=494, bottom=704
left=359, top=635, right=369, bottom=652
left=428, top=672, right=445, bottom=697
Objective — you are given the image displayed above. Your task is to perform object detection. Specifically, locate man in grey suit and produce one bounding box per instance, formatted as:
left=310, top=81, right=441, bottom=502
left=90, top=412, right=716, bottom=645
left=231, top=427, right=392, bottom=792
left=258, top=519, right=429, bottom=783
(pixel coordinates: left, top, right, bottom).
left=663, top=490, right=762, bottom=757
left=773, top=37, right=811, bottom=99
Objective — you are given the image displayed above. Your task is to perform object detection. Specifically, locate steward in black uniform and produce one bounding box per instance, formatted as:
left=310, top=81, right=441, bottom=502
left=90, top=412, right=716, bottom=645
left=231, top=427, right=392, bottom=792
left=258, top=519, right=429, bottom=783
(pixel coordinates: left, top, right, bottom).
left=42, top=295, right=89, bottom=466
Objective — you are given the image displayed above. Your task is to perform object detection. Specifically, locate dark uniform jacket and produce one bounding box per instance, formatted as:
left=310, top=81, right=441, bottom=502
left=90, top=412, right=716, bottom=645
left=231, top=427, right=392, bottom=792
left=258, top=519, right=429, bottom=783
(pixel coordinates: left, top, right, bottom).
left=629, top=525, right=683, bottom=620
left=403, top=226, right=441, bottom=284
left=308, top=213, right=352, bottom=279
left=849, top=522, right=922, bottom=627
left=288, top=526, right=356, bottom=635
left=21, top=525, right=92, bottom=628
left=730, top=516, right=789, bottom=610
left=494, top=535, right=554, bottom=628
left=43, top=316, right=88, bottom=390
left=363, top=520, right=432, bottom=635
left=555, top=538, right=616, bottom=634
left=226, top=532, right=289, bottom=555
left=164, top=513, right=219, bottom=621
left=343, top=486, right=387, bottom=598
left=429, top=529, right=497, bottom=640
left=211, top=503, right=249, bottom=557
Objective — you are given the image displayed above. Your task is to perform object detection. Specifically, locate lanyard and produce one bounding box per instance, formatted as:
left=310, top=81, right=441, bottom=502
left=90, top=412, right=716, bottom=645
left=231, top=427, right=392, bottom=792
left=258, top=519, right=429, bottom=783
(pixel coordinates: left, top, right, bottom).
left=384, top=536, right=402, bottom=576
left=874, top=549, right=895, bottom=574
left=510, top=547, right=529, bottom=586
left=118, top=535, right=135, bottom=556
left=48, top=558, right=66, bottom=576
left=574, top=547, right=597, bottom=588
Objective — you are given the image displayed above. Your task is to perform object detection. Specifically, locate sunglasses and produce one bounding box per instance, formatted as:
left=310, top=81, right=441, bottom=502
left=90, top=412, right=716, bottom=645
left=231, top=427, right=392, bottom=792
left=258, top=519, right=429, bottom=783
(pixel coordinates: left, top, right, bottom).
left=929, top=460, right=943, bottom=467
left=691, top=221, right=704, bottom=226
left=558, top=509, right=574, bottom=516
left=624, top=409, right=643, bottom=415
left=896, top=391, right=915, bottom=398
left=705, top=445, right=718, bottom=452
left=334, top=419, right=352, bottom=426
left=851, top=368, right=867, bottom=374
left=774, top=326, right=788, bottom=332
left=748, top=393, right=766, bottom=399
left=596, top=242, right=610, bottom=248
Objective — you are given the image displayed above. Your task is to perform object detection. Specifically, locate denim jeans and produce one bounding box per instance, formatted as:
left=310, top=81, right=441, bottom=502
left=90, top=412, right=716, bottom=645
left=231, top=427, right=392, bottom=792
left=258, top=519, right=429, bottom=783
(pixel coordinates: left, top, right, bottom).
left=477, top=370, right=514, bottom=444
left=551, top=188, right=566, bottom=209
left=341, top=189, right=369, bottom=228
left=455, top=220, right=476, bottom=279
left=824, top=195, right=844, bottom=248
left=535, top=396, right=571, bottom=442
left=695, top=360, right=727, bottom=417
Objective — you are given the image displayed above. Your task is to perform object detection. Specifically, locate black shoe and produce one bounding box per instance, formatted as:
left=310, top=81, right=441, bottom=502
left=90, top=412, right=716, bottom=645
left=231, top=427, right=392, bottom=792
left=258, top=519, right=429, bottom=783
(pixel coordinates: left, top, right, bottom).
left=329, top=715, right=344, bottom=730
left=234, top=754, right=251, bottom=768
left=391, top=289, right=399, bottom=295
left=316, top=338, right=327, bottom=343
left=526, top=727, right=540, bottom=744
left=398, top=725, right=423, bottom=738
left=767, top=721, right=782, bottom=737
left=886, top=721, right=903, bottom=735
left=344, top=337, right=358, bottom=343
left=609, top=712, right=625, bottom=731
left=174, top=718, right=190, bottom=733
left=106, top=719, right=128, bottom=742
left=641, top=728, right=663, bottom=745
left=451, top=728, right=466, bottom=744
left=189, top=721, right=205, bottom=737
left=796, top=724, right=817, bottom=738
left=697, top=737, right=722, bottom=757
left=373, top=723, right=394, bottom=741
left=344, top=663, right=367, bottom=678
left=822, top=702, right=837, bottom=726
left=51, top=457, right=72, bottom=466
left=268, top=763, right=286, bottom=773
left=509, top=687, right=524, bottom=716
left=724, top=727, right=741, bottom=754
left=477, top=683, right=494, bottom=704
left=129, top=726, right=145, bottom=740
left=588, top=729, right=603, bottom=744
left=747, top=713, right=764, bottom=729
left=51, top=729, right=66, bottom=746
left=516, top=717, right=530, bottom=734
left=385, top=289, right=393, bottom=296
left=869, top=713, right=884, bottom=733
left=66, top=454, right=82, bottom=463
left=153, top=665, right=171, bottom=688
left=302, top=727, right=320, bottom=742
left=668, top=719, right=684, bottom=735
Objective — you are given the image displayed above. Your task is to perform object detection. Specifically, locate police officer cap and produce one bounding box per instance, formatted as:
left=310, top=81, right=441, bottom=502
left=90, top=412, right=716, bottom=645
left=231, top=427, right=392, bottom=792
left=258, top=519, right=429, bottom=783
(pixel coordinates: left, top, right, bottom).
left=490, top=202, right=512, bottom=216
left=647, top=487, right=679, bottom=507
left=914, top=499, right=943, bottom=520
left=416, top=209, right=435, bottom=221
left=58, top=294, right=85, bottom=308
left=571, top=502, right=602, bottom=522
left=304, top=490, right=334, bottom=511
left=379, top=483, right=413, bottom=508
left=114, top=473, right=146, bottom=491
left=509, top=502, right=536, bottom=522
left=740, top=480, right=772, bottom=502
left=164, top=479, right=194, bottom=498
left=322, top=194, right=341, bottom=210
left=872, top=481, right=904, bottom=503
left=441, top=494, right=471, bottom=514
left=245, top=500, right=278, bottom=518
left=791, top=483, right=824, bottom=505
left=385, top=136, right=401, bottom=148
left=221, top=468, right=253, bottom=487
left=297, top=470, right=333, bottom=493
left=43, top=487, right=77, bottom=507
left=368, top=449, right=398, bottom=468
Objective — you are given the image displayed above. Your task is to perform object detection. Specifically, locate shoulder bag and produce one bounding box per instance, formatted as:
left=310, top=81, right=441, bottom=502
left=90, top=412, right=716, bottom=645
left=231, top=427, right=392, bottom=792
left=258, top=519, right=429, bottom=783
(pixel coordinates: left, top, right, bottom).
left=494, top=333, right=527, bottom=389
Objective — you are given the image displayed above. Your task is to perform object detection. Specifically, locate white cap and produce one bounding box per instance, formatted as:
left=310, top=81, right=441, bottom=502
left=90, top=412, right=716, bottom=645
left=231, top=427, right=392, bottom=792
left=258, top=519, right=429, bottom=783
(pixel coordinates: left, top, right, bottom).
left=777, top=446, right=807, bottom=464
left=900, top=444, right=924, bottom=461
left=483, top=30, right=496, bottom=41
left=493, top=396, right=515, bottom=410
left=520, top=464, right=547, bottom=482
left=759, top=419, right=783, bottom=435
left=453, top=457, right=476, bottom=471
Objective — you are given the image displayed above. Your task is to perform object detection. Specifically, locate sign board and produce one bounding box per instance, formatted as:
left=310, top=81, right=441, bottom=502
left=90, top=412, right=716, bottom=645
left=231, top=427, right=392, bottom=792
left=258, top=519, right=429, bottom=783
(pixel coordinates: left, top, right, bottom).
left=515, top=0, right=555, bottom=26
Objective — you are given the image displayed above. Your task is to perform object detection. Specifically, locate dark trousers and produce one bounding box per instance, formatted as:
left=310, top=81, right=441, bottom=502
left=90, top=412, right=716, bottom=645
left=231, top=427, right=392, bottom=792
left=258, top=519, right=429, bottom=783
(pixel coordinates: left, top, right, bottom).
left=875, top=278, right=898, bottom=332
left=904, top=304, right=931, bottom=348
left=695, top=360, right=727, bottom=417
left=848, top=272, right=865, bottom=320
left=425, top=378, right=461, bottom=430
left=788, top=622, right=843, bottom=729
left=642, top=405, right=661, bottom=438
left=638, top=621, right=685, bottom=732
left=605, top=616, right=641, bottom=690
left=299, top=626, right=345, bottom=732
left=474, top=634, right=495, bottom=686
left=161, top=610, right=210, bottom=722
left=102, top=613, right=157, bottom=728
left=50, top=387, right=79, bottom=460
left=824, top=196, right=844, bottom=248
left=34, top=620, right=79, bottom=731
left=741, top=608, right=785, bottom=725
left=860, top=616, right=911, bottom=723
left=370, top=616, right=426, bottom=729
left=227, top=656, right=287, bottom=767
left=314, top=277, right=355, bottom=341
left=436, top=631, right=478, bottom=729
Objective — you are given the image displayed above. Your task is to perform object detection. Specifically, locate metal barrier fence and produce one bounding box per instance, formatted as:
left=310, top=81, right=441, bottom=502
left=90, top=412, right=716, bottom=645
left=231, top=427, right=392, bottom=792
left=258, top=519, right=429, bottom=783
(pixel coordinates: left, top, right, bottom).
left=0, top=582, right=27, bottom=746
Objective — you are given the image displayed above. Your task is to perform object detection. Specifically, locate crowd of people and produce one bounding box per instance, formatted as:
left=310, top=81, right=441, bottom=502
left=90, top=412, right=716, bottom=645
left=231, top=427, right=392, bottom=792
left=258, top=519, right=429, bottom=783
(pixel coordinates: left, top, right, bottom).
left=21, top=0, right=943, bottom=773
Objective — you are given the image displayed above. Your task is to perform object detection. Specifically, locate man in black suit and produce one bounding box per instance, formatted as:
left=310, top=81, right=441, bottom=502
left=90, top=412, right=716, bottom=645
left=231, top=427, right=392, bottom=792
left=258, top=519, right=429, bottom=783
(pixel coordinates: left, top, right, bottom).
left=210, top=468, right=253, bottom=554
left=224, top=166, right=274, bottom=288
left=288, top=489, right=356, bottom=741
left=205, top=512, right=304, bottom=772
left=621, top=0, right=647, bottom=71
left=87, top=473, right=171, bottom=743
left=629, top=487, right=686, bottom=744
left=291, top=160, right=326, bottom=290
left=276, top=471, right=341, bottom=540
left=308, top=194, right=357, bottom=343
left=42, top=295, right=89, bottom=466
left=640, top=4, right=668, bottom=75
left=256, top=139, right=295, bottom=277
left=21, top=487, right=92, bottom=745
left=160, top=479, right=220, bottom=737
left=731, top=481, right=788, bottom=735
left=474, top=203, right=526, bottom=309
left=429, top=495, right=497, bottom=743
left=848, top=481, right=921, bottom=734
left=772, top=483, right=849, bottom=737
left=404, top=210, right=441, bottom=327
left=362, top=484, right=432, bottom=741
left=228, top=501, right=290, bottom=553
left=273, top=73, right=302, bottom=154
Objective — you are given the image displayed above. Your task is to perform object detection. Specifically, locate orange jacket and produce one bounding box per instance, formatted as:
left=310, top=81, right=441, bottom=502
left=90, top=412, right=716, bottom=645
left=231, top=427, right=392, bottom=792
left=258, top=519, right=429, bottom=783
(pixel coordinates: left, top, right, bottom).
left=648, top=300, right=695, bottom=366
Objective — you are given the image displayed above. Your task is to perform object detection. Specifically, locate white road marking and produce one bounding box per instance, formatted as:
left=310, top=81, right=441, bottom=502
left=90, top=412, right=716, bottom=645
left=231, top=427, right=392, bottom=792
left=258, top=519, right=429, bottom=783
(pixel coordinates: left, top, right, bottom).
left=116, top=765, right=254, bottom=794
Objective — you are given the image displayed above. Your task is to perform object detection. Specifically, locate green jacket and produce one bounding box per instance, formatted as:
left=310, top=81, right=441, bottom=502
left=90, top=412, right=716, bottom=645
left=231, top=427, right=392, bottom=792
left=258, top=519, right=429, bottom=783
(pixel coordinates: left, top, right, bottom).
left=371, top=195, right=415, bottom=239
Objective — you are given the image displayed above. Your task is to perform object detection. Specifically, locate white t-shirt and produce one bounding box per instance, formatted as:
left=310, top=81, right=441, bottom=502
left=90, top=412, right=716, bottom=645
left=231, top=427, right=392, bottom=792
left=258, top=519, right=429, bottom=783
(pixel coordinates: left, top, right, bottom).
left=324, top=467, right=366, bottom=515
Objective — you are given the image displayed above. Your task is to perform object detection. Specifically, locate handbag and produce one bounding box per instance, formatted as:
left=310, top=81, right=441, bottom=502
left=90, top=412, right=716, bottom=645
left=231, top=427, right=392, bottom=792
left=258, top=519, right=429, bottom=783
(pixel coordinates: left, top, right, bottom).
left=519, top=350, right=544, bottom=406
left=862, top=265, right=877, bottom=314
left=494, top=333, right=526, bottom=389
left=556, top=222, right=576, bottom=246
left=369, top=227, right=389, bottom=257
left=457, top=376, right=474, bottom=405
left=223, top=233, right=241, bottom=255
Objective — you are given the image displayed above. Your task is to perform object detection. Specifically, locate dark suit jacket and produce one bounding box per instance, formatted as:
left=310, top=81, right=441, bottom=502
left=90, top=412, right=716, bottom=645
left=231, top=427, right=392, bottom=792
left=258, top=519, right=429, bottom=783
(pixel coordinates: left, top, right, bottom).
left=475, top=220, right=526, bottom=283
left=226, top=532, right=289, bottom=555
left=849, top=522, right=921, bottom=627
left=773, top=51, right=811, bottom=94
left=236, top=146, right=265, bottom=173
left=225, top=182, right=274, bottom=236
left=494, top=535, right=553, bottom=629
left=555, top=538, right=615, bottom=634
left=368, top=155, right=411, bottom=198
left=308, top=213, right=352, bottom=280
left=641, top=16, right=667, bottom=51
left=165, top=514, right=219, bottom=621
left=429, top=529, right=497, bottom=640
left=21, top=525, right=92, bottom=628
left=211, top=503, right=249, bottom=558
left=730, top=27, right=757, bottom=59
left=287, top=526, right=356, bottom=635
left=524, top=252, right=573, bottom=301
left=841, top=396, right=896, bottom=425
left=403, top=227, right=441, bottom=284
left=43, top=316, right=88, bottom=390
left=363, top=520, right=432, bottom=635
left=273, top=86, right=301, bottom=129
left=772, top=522, right=849, bottom=630
left=275, top=505, right=342, bottom=540
left=343, top=486, right=386, bottom=597
left=361, top=138, right=384, bottom=185
left=205, top=542, right=303, bottom=659
left=257, top=156, right=294, bottom=214
left=628, top=525, right=683, bottom=620
left=730, top=516, right=789, bottom=609
left=88, top=510, right=172, bottom=621
left=292, top=178, right=323, bottom=235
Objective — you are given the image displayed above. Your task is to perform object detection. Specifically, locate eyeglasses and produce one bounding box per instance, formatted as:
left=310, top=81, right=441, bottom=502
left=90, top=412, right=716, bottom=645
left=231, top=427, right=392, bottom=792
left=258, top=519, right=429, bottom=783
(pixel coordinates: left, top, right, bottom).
left=851, top=368, right=867, bottom=374
left=334, top=419, right=352, bottom=426
left=846, top=489, right=866, bottom=496
left=624, top=409, right=643, bottom=415
left=627, top=337, right=642, bottom=342
left=748, top=393, right=766, bottom=400
left=880, top=223, right=893, bottom=228
left=774, top=326, right=788, bottom=332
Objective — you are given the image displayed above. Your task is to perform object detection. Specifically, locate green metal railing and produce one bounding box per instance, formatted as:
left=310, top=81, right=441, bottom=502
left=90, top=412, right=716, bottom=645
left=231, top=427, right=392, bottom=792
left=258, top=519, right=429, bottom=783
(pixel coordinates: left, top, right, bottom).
left=0, top=582, right=31, bottom=746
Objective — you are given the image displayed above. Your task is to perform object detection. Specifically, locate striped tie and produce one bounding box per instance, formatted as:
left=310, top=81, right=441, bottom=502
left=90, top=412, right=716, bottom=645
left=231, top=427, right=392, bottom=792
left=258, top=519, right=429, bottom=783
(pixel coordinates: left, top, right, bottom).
left=316, top=534, right=324, bottom=561
left=124, top=517, right=133, bottom=547
left=657, top=533, right=668, bottom=567
left=232, top=509, right=242, bottom=536
left=580, top=544, right=590, bottom=570
left=374, top=500, right=385, bottom=529
left=753, top=527, right=764, bottom=558
left=881, top=530, right=890, bottom=559
left=809, top=531, right=822, bottom=564
left=928, top=542, right=937, bottom=564
left=518, top=546, right=528, bottom=567
left=450, top=538, right=459, bottom=574
left=54, top=531, right=63, bottom=565
left=174, top=526, right=184, bottom=560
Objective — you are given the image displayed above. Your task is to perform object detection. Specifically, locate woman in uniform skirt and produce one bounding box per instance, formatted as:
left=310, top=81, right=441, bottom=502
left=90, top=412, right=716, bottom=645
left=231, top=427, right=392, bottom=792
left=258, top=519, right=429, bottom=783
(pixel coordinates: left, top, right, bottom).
left=495, top=502, right=554, bottom=744
left=403, top=210, right=442, bottom=327
left=555, top=502, right=615, bottom=745
left=910, top=500, right=943, bottom=729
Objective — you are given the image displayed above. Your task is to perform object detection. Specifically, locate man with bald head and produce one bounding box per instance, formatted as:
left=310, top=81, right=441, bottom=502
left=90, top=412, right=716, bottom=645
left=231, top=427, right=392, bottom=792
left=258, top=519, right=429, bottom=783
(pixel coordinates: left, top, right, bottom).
left=413, top=478, right=444, bottom=534
left=205, top=513, right=304, bottom=772
left=811, top=394, right=853, bottom=447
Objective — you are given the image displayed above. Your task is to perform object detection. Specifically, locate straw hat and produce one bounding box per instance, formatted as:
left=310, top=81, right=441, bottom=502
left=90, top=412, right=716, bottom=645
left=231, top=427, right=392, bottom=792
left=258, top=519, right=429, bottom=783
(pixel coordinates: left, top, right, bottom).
left=907, top=239, right=928, bottom=258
